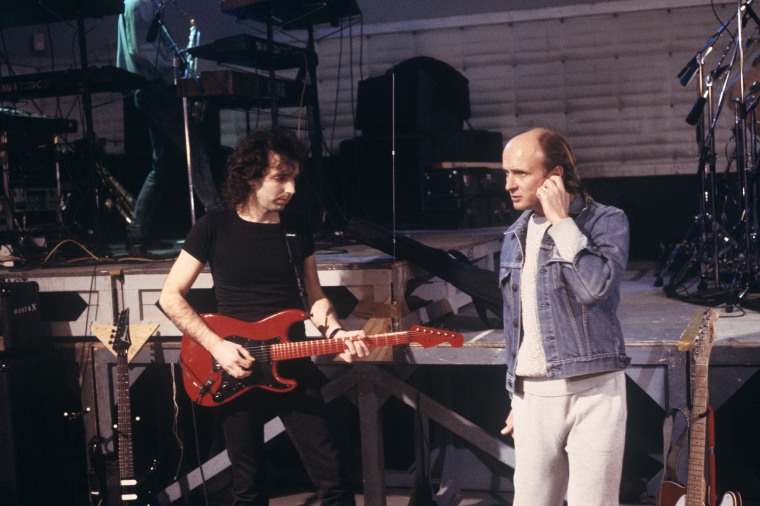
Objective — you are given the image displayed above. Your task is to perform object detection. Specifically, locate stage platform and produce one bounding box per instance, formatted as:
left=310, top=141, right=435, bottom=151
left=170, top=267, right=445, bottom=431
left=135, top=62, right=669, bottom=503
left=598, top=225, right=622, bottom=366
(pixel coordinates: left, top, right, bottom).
left=1, top=228, right=759, bottom=504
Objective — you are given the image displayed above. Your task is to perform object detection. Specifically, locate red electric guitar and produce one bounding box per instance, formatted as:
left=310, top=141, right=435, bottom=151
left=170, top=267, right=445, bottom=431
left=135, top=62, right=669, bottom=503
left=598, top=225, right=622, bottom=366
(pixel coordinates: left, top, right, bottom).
left=180, top=309, right=465, bottom=407
left=657, top=309, right=741, bottom=506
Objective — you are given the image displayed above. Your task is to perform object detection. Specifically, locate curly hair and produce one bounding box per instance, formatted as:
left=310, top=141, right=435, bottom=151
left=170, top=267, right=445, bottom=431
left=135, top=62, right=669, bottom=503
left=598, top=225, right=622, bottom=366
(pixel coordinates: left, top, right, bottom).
left=534, top=127, right=592, bottom=202
left=222, top=126, right=307, bottom=209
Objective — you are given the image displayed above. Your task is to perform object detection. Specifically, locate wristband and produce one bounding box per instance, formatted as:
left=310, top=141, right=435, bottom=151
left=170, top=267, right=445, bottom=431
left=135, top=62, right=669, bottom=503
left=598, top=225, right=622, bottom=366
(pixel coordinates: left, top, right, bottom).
left=328, top=327, right=344, bottom=339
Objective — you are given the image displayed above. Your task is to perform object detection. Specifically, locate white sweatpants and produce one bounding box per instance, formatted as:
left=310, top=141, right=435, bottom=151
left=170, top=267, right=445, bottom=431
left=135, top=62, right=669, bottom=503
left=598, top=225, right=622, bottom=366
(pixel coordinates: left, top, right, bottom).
left=511, top=371, right=627, bottom=506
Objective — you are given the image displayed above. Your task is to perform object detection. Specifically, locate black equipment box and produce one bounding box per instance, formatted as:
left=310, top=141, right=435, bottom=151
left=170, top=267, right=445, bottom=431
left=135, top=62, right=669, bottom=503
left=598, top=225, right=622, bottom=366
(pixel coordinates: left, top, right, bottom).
left=423, top=167, right=506, bottom=199
left=422, top=168, right=513, bottom=229
left=423, top=195, right=513, bottom=230
left=338, top=130, right=503, bottom=228
left=0, top=282, right=41, bottom=353
left=356, top=57, right=471, bottom=137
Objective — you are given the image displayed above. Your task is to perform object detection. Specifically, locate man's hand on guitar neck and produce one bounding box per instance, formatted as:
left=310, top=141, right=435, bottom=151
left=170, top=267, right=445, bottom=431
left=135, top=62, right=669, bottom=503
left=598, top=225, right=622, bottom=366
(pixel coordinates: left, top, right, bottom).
left=209, top=329, right=370, bottom=378
left=333, top=329, right=370, bottom=363
left=211, top=339, right=255, bottom=379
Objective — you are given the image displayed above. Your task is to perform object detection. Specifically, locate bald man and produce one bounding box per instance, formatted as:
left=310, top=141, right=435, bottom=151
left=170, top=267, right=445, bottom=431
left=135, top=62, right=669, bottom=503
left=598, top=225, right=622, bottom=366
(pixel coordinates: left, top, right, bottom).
left=498, top=128, right=631, bottom=506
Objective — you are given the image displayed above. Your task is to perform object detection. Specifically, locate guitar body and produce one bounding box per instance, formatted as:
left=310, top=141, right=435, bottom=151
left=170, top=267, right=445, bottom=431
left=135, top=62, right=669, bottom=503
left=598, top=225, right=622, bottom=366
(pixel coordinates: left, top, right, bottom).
left=722, top=492, right=742, bottom=506
left=658, top=480, right=741, bottom=506
left=180, top=310, right=308, bottom=406
left=656, top=311, right=742, bottom=506
left=180, top=309, right=464, bottom=407
left=104, top=456, right=160, bottom=506
left=657, top=480, right=686, bottom=506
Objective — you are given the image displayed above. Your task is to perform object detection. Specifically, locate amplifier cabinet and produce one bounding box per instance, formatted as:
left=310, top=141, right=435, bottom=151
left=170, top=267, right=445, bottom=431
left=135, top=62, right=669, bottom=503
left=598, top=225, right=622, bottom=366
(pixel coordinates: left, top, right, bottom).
left=423, top=195, right=514, bottom=230
left=337, top=131, right=503, bottom=228
left=423, top=167, right=506, bottom=199
left=0, top=351, right=86, bottom=505
left=423, top=167, right=513, bottom=229
left=0, top=281, right=41, bottom=353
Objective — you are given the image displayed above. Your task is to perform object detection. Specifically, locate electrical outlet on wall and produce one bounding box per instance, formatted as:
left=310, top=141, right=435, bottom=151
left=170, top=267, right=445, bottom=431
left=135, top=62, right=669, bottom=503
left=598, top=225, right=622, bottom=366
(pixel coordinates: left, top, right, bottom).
left=32, top=32, right=45, bottom=52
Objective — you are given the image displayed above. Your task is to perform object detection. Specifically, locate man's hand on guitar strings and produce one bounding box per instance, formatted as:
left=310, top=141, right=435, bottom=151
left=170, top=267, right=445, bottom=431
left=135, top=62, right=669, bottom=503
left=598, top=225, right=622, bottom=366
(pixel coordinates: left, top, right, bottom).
left=211, top=339, right=255, bottom=378
left=336, top=330, right=370, bottom=363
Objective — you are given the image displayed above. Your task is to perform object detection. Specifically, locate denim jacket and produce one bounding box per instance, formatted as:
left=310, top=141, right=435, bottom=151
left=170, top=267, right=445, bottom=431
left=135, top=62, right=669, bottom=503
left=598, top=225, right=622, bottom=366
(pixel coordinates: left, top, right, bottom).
left=499, top=198, right=631, bottom=394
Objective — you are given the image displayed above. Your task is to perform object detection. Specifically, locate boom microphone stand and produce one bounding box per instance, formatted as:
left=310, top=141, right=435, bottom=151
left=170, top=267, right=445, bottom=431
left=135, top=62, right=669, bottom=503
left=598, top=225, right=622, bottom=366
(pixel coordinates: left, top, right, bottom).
left=726, top=0, right=760, bottom=311
left=151, top=8, right=204, bottom=226
left=658, top=34, right=737, bottom=293
left=662, top=0, right=760, bottom=311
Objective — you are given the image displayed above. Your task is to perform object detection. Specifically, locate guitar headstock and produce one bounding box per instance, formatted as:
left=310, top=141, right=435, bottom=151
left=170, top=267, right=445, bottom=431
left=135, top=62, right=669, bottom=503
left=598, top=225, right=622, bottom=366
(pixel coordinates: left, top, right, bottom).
left=111, top=308, right=132, bottom=357
left=408, top=326, right=464, bottom=348
left=677, top=307, right=718, bottom=352
left=692, top=308, right=718, bottom=367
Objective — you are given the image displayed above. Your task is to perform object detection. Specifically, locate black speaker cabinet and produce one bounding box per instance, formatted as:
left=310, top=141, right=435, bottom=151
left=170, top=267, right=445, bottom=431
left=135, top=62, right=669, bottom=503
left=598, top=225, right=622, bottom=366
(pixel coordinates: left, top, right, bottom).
left=356, top=56, right=470, bottom=137
left=338, top=134, right=426, bottom=227
left=0, top=352, right=86, bottom=505
left=337, top=130, right=503, bottom=228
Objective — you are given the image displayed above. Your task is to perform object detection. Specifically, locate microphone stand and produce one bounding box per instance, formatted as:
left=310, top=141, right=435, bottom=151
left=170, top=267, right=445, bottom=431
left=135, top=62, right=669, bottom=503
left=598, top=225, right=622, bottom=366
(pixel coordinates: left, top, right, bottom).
left=660, top=49, right=732, bottom=291
left=726, top=0, right=760, bottom=311
left=703, top=37, right=740, bottom=290
left=153, top=16, right=204, bottom=226
left=661, top=2, right=753, bottom=299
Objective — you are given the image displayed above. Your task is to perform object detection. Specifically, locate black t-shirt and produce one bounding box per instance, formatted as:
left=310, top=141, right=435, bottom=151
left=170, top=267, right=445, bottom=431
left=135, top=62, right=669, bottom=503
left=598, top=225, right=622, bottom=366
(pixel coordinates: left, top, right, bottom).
left=182, top=209, right=315, bottom=326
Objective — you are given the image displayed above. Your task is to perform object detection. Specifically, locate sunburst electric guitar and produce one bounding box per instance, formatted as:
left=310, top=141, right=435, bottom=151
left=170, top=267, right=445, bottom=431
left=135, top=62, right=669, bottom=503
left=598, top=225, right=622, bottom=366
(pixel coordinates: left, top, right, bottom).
left=180, top=309, right=464, bottom=407
left=657, top=309, right=741, bottom=506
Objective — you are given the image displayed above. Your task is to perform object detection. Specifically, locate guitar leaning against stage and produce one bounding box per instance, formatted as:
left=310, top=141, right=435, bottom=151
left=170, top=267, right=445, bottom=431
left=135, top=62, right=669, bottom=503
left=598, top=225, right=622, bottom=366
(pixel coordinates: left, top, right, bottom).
left=180, top=309, right=465, bottom=407
left=657, top=309, right=741, bottom=506
left=109, top=309, right=159, bottom=506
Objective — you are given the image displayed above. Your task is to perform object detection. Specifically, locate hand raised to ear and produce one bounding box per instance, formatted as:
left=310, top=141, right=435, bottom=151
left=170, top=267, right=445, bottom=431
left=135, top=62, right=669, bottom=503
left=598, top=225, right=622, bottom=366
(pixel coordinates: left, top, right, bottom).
left=537, top=174, right=570, bottom=224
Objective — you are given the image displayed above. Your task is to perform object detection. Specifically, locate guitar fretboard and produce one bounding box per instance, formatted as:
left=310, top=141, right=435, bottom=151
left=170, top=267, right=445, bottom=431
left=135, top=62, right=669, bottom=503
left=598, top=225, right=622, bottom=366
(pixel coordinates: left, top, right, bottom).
left=269, top=331, right=412, bottom=361
left=684, top=310, right=716, bottom=506
left=685, top=363, right=708, bottom=506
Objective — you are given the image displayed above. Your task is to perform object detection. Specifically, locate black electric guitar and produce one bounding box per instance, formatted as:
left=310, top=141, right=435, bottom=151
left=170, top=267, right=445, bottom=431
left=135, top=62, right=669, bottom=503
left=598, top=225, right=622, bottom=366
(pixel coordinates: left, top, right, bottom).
left=110, top=309, right=159, bottom=506
left=180, top=309, right=465, bottom=407
left=657, top=309, right=741, bottom=506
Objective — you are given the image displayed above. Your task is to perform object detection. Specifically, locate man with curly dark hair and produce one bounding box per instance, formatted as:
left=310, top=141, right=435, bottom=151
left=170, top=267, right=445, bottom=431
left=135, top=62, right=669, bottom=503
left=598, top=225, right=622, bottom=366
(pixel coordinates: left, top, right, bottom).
left=160, top=126, right=368, bottom=505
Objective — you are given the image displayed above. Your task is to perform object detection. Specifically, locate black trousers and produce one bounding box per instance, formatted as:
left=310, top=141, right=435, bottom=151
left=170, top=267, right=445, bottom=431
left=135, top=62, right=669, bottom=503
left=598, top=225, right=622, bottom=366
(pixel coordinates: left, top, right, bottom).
left=218, top=360, right=355, bottom=506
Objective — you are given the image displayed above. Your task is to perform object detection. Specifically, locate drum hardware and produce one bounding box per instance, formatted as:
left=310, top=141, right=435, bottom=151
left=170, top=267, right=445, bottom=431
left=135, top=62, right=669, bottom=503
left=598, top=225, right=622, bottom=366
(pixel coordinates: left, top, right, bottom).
left=658, top=2, right=760, bottom=311
left=95, top=163, right=134, bottom=225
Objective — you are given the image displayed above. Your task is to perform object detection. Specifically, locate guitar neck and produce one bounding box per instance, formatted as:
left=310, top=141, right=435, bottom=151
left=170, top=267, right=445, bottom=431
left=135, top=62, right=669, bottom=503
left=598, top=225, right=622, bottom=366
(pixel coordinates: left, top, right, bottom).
left=269, top=331, right=411, bottom=361
left=116, top=354, right=135, bottom=483
left=685, top=363, right=709, bottom=506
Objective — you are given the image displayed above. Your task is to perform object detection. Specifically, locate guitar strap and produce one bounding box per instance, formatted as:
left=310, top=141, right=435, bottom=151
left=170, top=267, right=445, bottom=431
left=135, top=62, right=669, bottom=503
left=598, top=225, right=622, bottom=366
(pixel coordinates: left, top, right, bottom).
left=283, top=225, right=310, bottom=314
left=661, top=406, right=690, bottom=486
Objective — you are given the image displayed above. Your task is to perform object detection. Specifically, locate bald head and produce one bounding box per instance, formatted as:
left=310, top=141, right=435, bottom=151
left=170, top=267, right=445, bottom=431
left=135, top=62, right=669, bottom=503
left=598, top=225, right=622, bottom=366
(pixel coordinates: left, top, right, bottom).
left=502, top=129, right=549, bottom=175
left=503, top=127, right=588, bottom=204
